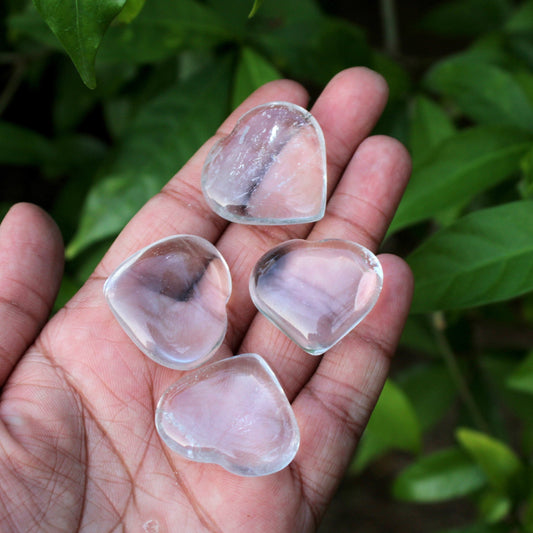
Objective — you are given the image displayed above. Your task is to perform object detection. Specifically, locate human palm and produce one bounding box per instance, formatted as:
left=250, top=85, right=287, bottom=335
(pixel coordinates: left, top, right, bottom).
left=0, top=68, right=412, bottom=532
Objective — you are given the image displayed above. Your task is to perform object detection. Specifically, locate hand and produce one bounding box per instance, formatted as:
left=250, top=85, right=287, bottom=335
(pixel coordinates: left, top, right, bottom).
left=0, top=67, right=412, bottom=532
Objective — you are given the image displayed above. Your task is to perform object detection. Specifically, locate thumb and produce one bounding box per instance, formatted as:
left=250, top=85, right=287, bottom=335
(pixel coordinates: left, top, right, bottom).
left=0, top=203, right=64, bottom=386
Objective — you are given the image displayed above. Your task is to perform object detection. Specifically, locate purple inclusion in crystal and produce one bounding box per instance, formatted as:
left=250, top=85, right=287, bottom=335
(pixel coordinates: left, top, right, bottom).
left=104, top=235, right=231, bottom=370
left=250, top=239, right=383, bottom=355
left=201, top=102, right=327, bottom=225
left=155, top=354, right=300, bottom=476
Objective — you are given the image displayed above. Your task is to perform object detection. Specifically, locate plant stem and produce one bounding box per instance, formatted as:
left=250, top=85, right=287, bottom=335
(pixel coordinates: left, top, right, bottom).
left=380, top=0, right=400, bottom=56
left=432, top=312, right=491, bottom=434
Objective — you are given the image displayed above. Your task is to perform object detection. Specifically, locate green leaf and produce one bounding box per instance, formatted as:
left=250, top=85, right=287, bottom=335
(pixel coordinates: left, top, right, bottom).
left=66, top=59, right=232, bottom=258
left=520, top=146, right=533, bottom=199
left=353, top=380, right=421, bottom=471
left=393, top=447, right=486, bottom=502
left=255, top=6, right=370, bottom=87
left=424, top=56, right=533, bottom=131
left=408, top=201, right=533, bottom=312
left=505, top=0, right=533, bottom=33
left=232, top=47, right=281, bottom=109
left=99, top=0, right=231, bottom=65
left=397, top=362, right=457, bottom=432
left=409, top=95, right=455, bottom=166
left=0, top=121, right=52, bottom=165
left=33, top=0, right=128, bottom=88
left=506, top=351, right=533, bottom=394
left=456, top=427, right=523, bottom=493
left=476, top=490, right=512, bottom=524
left=115, top=0, right=146, bottom=23
left=419, top=0, right=510, bottom=37
left=248, top=0, right=264, bottom=18
left=391, top=126, right=533, bottom=233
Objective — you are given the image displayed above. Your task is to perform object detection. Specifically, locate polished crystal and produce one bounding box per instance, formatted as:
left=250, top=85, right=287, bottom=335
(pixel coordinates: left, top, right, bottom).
left=155, top=353, right=300, bottom=476
left=250, top=239, right=383, bottom=355
left=104, top=235, right=231, bottom=370
left=202, top=102, right=327, bottom=225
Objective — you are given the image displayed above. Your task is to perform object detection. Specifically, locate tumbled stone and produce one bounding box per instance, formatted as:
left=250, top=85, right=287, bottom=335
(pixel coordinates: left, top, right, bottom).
left=250, top=239, right=383, bottom=355
left=155, top=353, right=300, bottom=476
left=104, top=235, right=231, bottom=370
left=202, top=102, right=327, bottom=225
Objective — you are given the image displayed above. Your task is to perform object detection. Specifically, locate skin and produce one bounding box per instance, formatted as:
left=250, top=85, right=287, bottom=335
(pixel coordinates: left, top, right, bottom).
left=0, top=67, right=413, bottom=532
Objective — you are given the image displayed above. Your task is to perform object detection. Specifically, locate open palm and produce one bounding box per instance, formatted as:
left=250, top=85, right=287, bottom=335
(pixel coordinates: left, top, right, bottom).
left=0, top=68, right=412, bottom=532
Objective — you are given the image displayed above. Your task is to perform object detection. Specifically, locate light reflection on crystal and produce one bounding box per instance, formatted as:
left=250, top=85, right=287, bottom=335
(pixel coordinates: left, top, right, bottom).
left=104, top=235, right=231, bottom=370
left=202, top=102, right=327, bottom=225
left=250, top=239, right=383, bottom=355
left=155, top=354, right=300, bottom=476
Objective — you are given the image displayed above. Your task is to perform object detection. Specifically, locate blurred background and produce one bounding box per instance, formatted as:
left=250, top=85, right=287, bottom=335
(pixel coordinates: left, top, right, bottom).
left=2, top=1, right=533, bottom=531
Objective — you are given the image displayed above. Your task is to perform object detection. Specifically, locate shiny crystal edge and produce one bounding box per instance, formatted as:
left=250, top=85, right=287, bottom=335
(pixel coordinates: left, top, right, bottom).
left=103, top=234, right=232, bottom=370
left=155, top=353, right=300, bottom=476
left=249, top=238, right=384, bottom=355
left=201, top=101, right=327, bottom=225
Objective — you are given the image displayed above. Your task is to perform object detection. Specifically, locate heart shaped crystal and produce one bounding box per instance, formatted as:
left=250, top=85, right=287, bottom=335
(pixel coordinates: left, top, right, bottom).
left=250, top=239, right=383, bottom=355
left=104, top=235, right=231, bottom=370
left=155, top=353, right=300, bottom=476
left=202, top=102, right=327, bottom=225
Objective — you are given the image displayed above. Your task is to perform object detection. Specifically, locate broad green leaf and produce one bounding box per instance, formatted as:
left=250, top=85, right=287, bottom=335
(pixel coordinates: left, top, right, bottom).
left=232, top=47, right=281, bottom=109
left=425, top=56, right=533, bottom=131
left=419, top=0, right=510, bottom=37
left=0, top=121, right=51, bottom=165
left=33, top=0, right=128, bottom=88
left=397, top=362, right=457, bottom=432
left=255, top=5, right=370, bottom=86
left=390, top=126, right=533, bottom=233
left=456, top=428, right=523, bottom=493
left=66, top=59, right=232, bottom=257
left=505, top=0, right=533, bottom=33
left=353, top=380, right=421, bottom=471
left=520, top=146, right=533, bottom=199
left=99, top=0, right=232, bottom=65
left=393, top=447, right=486, bottom=502
left=8, top=2, right=64, bottom=50
left=115, top=0, right=146, bottom=23
left=408, top=201, right=533, bottom=312
left=476, top=490, right=512, bottom=524
left=507, top=351, right=533, bottom=394
left=409, top=95, right=455, bottom=166
left=248, top=0, right=264, bottom=18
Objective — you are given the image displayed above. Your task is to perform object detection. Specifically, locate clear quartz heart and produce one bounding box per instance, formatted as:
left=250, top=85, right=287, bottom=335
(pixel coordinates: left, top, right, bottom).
left=103, top=235, right=231, bottom=370
left=155, top=353, right=300, bottom=477
left=201, top=101, right=327, bottom=225
left=250, top=239, right=383, bottom=355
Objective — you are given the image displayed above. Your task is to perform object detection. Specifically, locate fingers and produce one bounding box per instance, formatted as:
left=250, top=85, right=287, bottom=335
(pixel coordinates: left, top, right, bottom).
left=311, top=134, right=412, bottom=251
left=217, top=67, right=390, bottom=348
left=240, top=135, right=411, bottom=395
left=0, top=203, right=64, bottom=386
left=293, top=255, right=413, bottom=519
left=94, top=78, right=310, bottom=279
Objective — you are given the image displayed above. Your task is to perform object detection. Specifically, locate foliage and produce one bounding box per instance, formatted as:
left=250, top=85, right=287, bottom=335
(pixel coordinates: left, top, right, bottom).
left=2, top=0, right=533, bottom=530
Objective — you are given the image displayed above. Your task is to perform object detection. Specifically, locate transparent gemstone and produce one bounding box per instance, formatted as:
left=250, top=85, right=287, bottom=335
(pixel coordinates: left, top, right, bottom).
left=250, top=239, right=383, bottom=355
left=104, top=235, right=231, bottom=370
left=155, top=353, right=300, bottom=476
left=201, top=101, right=327, bottom=225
